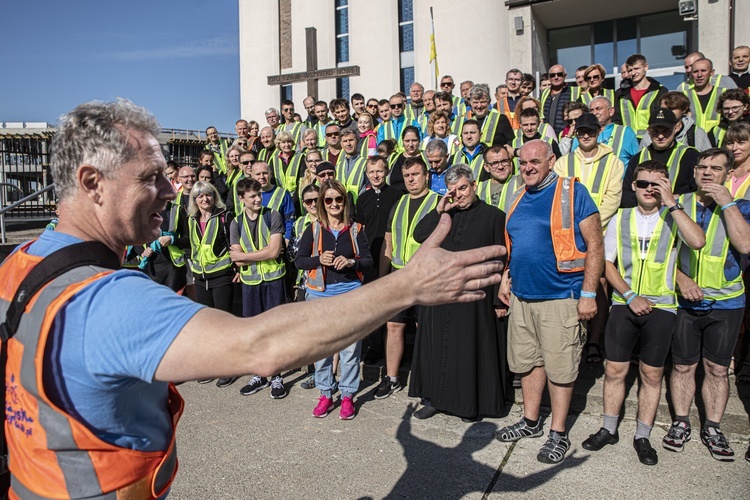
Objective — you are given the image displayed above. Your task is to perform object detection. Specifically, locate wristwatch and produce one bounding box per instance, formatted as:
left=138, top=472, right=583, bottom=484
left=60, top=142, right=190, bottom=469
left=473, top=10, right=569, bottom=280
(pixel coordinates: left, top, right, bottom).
left=668, top=203, right=684, bottom=213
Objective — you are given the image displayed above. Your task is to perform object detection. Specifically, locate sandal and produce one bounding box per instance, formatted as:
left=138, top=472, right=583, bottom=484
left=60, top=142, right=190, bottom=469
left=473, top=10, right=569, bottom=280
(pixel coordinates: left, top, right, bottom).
left=586, top=343, right=602, bottom=364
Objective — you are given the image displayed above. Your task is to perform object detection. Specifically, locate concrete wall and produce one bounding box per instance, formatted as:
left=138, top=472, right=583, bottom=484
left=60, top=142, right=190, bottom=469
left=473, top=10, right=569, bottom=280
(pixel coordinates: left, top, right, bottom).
left=239, top=0, right=279, bottom=123
left=733, top=0, right=750, bottom=50
left=697, top=0, right=731, bottom=73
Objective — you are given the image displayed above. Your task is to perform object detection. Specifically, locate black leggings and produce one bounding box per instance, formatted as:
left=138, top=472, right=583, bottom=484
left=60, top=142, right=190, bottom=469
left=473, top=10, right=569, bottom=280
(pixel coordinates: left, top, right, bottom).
left=194, top=283, right=234, bottom=313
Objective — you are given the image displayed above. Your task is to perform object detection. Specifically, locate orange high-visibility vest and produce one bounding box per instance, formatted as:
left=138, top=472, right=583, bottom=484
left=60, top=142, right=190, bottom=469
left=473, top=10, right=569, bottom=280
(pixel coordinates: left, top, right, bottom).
left=505, top=177, right=587, bottom=273
left=305, top=221, right=364, bottom=291
left=0, top=243, right=183, bottom=499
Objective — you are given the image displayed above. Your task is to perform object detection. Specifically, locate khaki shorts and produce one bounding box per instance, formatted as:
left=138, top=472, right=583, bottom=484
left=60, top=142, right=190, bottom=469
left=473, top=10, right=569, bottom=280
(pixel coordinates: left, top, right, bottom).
left=507, top=295, right=586, bottom=384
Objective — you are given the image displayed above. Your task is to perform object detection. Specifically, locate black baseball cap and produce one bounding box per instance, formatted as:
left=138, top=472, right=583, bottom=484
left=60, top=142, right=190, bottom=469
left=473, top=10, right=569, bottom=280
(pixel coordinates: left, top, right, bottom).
left=648, top=108, right=677, bottom=128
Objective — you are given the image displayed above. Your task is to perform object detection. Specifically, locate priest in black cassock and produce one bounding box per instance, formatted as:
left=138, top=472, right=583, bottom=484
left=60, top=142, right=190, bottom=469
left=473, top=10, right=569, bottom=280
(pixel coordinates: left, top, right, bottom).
left=409, top=163, right=511, bottom=421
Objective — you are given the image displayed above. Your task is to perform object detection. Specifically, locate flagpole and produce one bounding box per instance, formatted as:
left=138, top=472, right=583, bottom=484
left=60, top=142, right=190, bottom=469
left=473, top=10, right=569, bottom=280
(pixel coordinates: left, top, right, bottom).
left=429, top=7, right=439, bottom=89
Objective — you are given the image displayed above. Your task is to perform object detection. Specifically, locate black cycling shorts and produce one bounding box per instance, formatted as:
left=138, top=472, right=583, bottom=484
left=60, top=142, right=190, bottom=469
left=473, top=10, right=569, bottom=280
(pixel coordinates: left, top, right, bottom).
left=672, top=308, right=743, bottom=367
left=604, top=305, right=676, bottom=367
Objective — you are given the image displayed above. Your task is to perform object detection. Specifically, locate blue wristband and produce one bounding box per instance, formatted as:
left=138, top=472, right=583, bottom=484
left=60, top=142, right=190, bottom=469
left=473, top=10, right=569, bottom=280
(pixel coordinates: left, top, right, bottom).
left=580, top=290, right=597, bottom=299
left=721, top=201, right=737, bottom=211
left=626, top=294, right=637, bottom=305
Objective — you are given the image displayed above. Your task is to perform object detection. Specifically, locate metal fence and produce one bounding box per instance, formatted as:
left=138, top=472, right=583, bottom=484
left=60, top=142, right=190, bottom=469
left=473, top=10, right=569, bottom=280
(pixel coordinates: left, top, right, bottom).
left=0, top=133, right=56, bottom=220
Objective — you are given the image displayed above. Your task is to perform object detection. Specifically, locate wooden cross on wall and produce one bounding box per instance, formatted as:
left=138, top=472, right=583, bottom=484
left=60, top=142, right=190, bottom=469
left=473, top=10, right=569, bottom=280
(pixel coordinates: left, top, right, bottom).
left=267, top=27, right=360, bottom=97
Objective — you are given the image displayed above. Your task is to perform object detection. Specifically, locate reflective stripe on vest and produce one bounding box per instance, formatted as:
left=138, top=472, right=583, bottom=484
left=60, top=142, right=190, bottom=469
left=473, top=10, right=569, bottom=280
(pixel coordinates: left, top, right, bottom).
left=390, top=191, right=439, bottom=268
left=272, top=152, right=304, bottom=197
left=505, top=177, right=586, bottom=273
left=188, top=213, right=233, bottom=276
left=477, top=110, right=501, bottom=147
left=337, top=156, right=368, bottom=203
left=166, top=191, right=186, bottom=267
left=564, top=151, right=614, bottom=207
left=265, top=186, right=286, bottom=212
left=284, top=121, right=304, bottom=145
left=477, top=176, right=524, bottom=213
left=726, top=172, right=750, bottom=200
left=450, top=150, right=485, bottom=180
left=678, top=193, right=745, bottom=300
left=638, top=145, right=691, bottom=189
left=305, top=221, right=364, bottom=291
left=512, top=131, right=555, bottom=175
left=0, top=247, right=182, bottom=499
left=237, top=208, right=286, bottom=285
left=619, top=90, right=660, bottom=137
left=580, top=89, right=615, bottom=106
left=606, top=124, right=628, bottom=162
left=709, top=125, right=727, bottom=148
left=686, top=86, right=723, bottom=131
left=612, top=208, right=678, bottom=308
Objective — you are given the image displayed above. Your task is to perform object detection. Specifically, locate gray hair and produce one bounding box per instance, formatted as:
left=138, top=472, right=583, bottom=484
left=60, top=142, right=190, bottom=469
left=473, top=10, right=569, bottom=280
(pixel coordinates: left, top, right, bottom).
left=265, top=107, right=279, bottom=117
left=188, top=180, right=225, bottom=217
left=425, top=138, right=448, bottom=157
left=51, top=98, right=161, bottom=200
left=445, top=163, right=475, bottom=185
left=590, top=96, right=612, bottom=109
left=469, top=83, right=491, bottom=102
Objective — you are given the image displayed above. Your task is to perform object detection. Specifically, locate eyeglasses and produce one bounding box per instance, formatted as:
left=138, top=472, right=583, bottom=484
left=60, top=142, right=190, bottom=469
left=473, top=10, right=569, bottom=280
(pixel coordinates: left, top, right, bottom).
left=390, top=103, right=404, bottom=109
left=565, top=118, right=578, bottom=125
left=635, top=180, right=660, bottom=189
left=586, top=74, right=602, bottom=81
left=324, top=196, right=344, bottom=205
left=318, top=171, right=335, bottom=178
left=549, top=72, right=565, bottom=78
left=326, top=132, right=340, bottom=137
left=307, top=158, right=322, bottom=164
left=240, top=160, right=255, bottom=165
left=303, top=198, right=317, bottom=205
left=486, top=160, right=512, bottom=168
left=723, top=105, right=744, bottom=113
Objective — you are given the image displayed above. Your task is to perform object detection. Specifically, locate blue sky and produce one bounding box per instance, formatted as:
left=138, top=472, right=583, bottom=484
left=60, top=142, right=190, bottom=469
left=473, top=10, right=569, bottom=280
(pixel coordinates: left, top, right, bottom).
left=0, top=0, right=240, bottom=133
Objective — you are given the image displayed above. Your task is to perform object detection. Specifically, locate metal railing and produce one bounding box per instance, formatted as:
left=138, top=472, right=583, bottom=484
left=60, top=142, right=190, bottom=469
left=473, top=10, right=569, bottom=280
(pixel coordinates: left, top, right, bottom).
left=0, top=183, right=54, bottom=243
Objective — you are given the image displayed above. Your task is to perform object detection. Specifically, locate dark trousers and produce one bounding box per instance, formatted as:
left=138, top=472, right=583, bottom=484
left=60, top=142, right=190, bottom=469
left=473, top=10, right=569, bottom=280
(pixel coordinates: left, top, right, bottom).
left=195, top=283, right=234, bottom=313
left=242, top=279, right=286, bottom=317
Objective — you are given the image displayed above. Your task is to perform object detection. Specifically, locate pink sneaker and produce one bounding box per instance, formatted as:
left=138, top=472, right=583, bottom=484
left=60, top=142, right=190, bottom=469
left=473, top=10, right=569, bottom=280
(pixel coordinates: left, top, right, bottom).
left=313, top=395, right=334, bottom=418
left=339, top=396, right=355, bottom=420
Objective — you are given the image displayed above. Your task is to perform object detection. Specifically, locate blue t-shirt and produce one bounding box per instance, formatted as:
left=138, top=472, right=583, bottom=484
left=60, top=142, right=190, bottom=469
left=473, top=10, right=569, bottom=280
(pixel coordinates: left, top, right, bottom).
left=25, top=230, right=204, bottom=451
left=429, top=170, right=449, bottom=195
left=507, top=179, right=599, bottom=300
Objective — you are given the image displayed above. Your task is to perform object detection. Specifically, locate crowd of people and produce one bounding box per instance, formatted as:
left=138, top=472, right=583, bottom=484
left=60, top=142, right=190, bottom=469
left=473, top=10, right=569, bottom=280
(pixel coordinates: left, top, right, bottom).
left=138, top=46, right=750, bottom=468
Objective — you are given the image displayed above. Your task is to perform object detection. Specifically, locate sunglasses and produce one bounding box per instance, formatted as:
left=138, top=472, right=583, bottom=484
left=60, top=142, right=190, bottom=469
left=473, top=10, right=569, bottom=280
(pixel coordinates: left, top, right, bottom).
left=586, top=74, right=602, bottom=81
left=318, top=171, right=335, bottom=178
left=440, top=81, right=454, bottom=87
left=549, top=72, right=565, bottom=78
left=635, top=180, right=660, bottom=189
left=565, top=118, right=577, bottom=125
left=326, top=132, right=340, bottom=137
left=303, top=198, right=317, bottom=205
left=390, top=103, right=404, bottom=109
left=324, top=196, right=344, bottom=205
left=576, top=128, right=597, bottom=137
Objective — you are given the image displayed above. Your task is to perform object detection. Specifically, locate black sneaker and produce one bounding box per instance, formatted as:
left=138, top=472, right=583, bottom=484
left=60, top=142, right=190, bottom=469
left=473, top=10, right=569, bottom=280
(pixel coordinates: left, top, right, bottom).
left=537, top=430, right=571, bottom=464
left=496, top=418, right=544, bottom=442
left=582, top=428, right=619, bottom=451
left=700, top=426, right=735, bottom=461
left=633, top=438, right=658, bottom=465
left=662, top=421, right=691, bottom=452
left=374, top=376, right=402, bottom=399
left=270, top=376, right=287, bottom=399
left=240, top=376, right=269, bottom=396
left=216, top=377, right=239, bottom=388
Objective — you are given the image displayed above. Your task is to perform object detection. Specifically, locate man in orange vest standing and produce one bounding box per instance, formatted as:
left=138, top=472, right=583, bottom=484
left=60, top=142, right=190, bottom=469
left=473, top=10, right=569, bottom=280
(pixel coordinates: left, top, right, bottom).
left=497, top=139, right=604, bottom=465
left=0, top=99, right=504, bottom=498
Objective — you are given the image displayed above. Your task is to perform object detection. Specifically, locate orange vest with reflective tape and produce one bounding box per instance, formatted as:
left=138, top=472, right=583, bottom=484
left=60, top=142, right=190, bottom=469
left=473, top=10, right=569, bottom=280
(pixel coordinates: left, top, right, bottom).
left=505, top=176, right=587, bottom=273
left=1, top=242, right=183, bottom=499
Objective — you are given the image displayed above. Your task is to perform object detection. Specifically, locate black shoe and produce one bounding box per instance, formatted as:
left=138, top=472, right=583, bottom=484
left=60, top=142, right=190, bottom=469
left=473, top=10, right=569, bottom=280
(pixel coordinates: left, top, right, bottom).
left=582, top=428, right=619, bottom=451
left=633, top=438, right=658, bottom=465
left=374, top=376, right=402, bottom=399
left=461, top=416, right=482, bottom=423
left=215, top=377, right=239, bottom=388
left=413, top=405, right=439, bottom=420
left=240, top=376, right=269, bottom=396
left=270, top=376, right=287, bottom=399
left=197, top=379, right=214, bottom=384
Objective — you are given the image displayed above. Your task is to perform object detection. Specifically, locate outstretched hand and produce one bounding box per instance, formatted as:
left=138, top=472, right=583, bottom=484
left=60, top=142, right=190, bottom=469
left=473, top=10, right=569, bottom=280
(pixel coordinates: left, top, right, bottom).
left=403, top=213, right=505, bottom=306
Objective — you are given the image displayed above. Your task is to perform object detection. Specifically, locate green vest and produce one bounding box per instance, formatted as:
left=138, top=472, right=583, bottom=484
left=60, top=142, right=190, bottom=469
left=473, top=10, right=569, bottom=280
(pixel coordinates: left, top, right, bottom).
left=638, top=145, right=692, bottom=190
left=686, top=86, right=724, bottom=132
left=708, top=124, right=727, bottom=148
left=337, top=156, right=368, bottom=203
left=271, top=152, right=304, bottom=199
left=390, top=191, right=439, bottom=268
left=206, top=139, right=228, bottom=174
left=188, top=212, right=233, bottom=277
left=563, top=151, right=617, bottom=207
left=166, top=191, right=186, bottom=267
left=580, top=89, right=615, bottom=106
left=618, top=90, right=661, bottom=138
left=476, top=176, right=524, bottom=213
left=284, top=121, right=304, bottom=146
left=450, top=148, right=485, bottom=181
left=678, top=193, right=745, bottom=301
left=237, top=208, right=286, bottom=285
left=604, top=124, right=630, bottom=162
left=264, top=186, right=286, bottom=213
left=612, top=207, right=679, bottom=309
left=512, top=131, right=555, bottom=175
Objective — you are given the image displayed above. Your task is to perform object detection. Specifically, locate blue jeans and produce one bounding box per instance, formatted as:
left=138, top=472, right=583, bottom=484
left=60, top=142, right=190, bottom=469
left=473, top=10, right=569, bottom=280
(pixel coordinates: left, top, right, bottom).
left=306, top=288, right=362, bottom=398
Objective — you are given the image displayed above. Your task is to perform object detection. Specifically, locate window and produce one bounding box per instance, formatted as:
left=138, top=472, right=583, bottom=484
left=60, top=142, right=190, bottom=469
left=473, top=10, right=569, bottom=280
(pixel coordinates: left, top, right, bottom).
left=549, top=10, right=689, bottom=82
left=398, top=0, right=415, bottom=94
left=335, top=0, right=350, bottom=99
left=280, top=84, right=292, bottom=103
